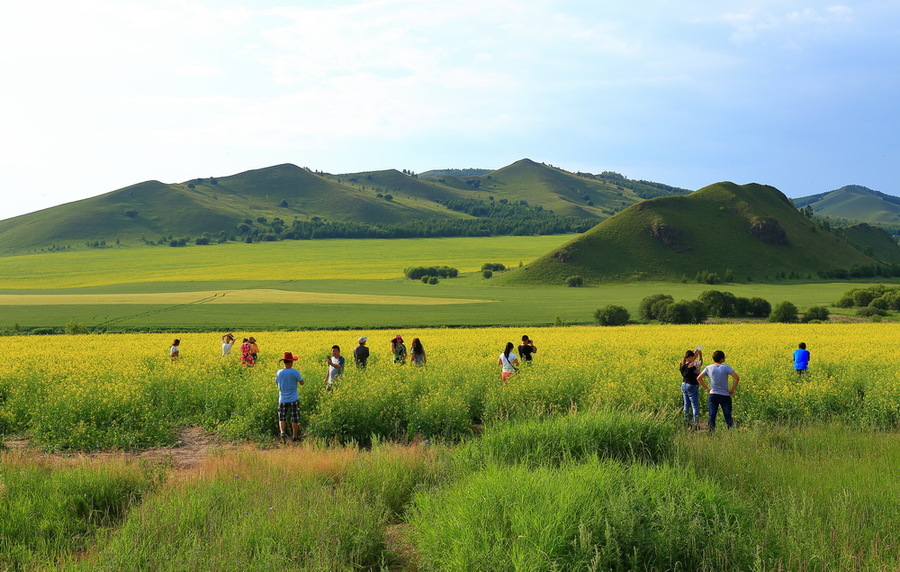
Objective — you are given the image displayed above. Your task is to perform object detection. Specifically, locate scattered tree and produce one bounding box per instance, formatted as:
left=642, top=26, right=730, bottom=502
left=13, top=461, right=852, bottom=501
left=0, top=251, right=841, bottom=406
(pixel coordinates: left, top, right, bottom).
left=594, top=305, right=630, bottom=326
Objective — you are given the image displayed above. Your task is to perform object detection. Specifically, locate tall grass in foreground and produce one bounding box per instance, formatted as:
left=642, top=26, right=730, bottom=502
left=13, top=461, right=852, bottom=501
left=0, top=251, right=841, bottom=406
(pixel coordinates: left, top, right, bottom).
left=0, top=452, right=159, bottom=569
left=409, top=460, right=754, bottom=571
left=461, top=409, right=675, bottom=468
left=79, top=442, right=449, bottom=571
left=678, top=425, right=900, bottom=570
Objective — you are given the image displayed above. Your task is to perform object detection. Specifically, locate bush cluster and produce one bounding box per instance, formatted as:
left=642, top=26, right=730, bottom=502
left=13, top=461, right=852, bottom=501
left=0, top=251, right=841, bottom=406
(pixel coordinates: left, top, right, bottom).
left=835, top=285, right=900, bottom=311
left=638, top=290, right=772, bottom=324
left=404, top=266, right=458, bottom=280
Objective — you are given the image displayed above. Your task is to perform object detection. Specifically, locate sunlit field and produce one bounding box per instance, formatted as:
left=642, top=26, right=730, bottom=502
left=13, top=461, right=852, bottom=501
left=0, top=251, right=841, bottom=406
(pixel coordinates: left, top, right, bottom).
left=2, top=323, right=897, bottom=450
left=3, top=323, right=900, bottom=570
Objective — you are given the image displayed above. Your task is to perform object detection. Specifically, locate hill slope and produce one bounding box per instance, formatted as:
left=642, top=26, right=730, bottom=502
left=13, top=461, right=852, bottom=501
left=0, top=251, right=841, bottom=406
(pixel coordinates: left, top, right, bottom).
left=508, top=182, right=893, bottom=284
left=794, top=185, right=900, bottom=229
left=0, top=160, right=691, bottom=255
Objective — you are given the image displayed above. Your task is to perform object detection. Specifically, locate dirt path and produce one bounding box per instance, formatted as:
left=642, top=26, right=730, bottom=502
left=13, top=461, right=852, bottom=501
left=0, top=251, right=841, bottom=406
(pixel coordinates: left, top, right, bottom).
left=2, top=426, right=231, bottom=470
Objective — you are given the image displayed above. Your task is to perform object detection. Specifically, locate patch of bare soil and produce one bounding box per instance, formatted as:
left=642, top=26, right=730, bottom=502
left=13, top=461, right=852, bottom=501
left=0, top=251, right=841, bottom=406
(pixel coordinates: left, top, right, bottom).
left=2, top=426, right=233, bottom=470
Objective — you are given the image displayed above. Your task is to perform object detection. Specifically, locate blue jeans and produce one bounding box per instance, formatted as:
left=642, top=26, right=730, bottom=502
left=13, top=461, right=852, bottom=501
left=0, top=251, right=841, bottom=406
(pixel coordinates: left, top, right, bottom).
left=708, top=394, right=733, bottom=429
left=681, top=383, right=699, bottom=422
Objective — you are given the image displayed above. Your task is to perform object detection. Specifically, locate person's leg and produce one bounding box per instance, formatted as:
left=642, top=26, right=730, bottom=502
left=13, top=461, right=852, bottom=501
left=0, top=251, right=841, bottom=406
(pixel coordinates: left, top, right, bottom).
left=708, top=395, right=719, bottom=430
left=687, top=384, right=700, bottom=423
left=721, top=395, right=733, bottom=428
left=682, top=383, right=691, bottom=420
left=290, top=402, right=300, bottom=441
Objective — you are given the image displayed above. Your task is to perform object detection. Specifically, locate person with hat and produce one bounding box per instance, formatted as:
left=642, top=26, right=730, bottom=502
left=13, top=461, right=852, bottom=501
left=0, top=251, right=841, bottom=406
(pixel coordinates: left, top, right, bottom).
left=354, top=336, right=370, bottom=368
left=275, top=351, right=304, bottom=443
left=391, top=335, right=407, bottom=364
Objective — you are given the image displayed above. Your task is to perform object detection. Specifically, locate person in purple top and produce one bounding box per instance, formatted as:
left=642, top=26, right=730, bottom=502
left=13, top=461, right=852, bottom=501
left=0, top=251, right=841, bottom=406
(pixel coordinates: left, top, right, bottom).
left=697, top=350, right=740, bottom=430
left=793, top=342, right=810, bottom=376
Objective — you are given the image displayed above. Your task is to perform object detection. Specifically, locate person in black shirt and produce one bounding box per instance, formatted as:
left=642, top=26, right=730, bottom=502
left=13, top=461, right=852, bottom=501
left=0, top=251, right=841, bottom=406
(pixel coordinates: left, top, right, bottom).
left=518, top=335, right=537, bottom=365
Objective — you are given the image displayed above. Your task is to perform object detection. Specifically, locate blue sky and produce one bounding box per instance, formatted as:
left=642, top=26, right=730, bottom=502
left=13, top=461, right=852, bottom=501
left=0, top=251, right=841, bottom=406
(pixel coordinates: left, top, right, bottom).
left=2, top=0, right=898, bottom=220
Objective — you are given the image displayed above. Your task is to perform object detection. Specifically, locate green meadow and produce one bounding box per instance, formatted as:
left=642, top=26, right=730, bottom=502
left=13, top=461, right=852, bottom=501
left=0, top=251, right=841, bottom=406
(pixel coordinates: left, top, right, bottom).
left=0, top=235, right=888, bottom=330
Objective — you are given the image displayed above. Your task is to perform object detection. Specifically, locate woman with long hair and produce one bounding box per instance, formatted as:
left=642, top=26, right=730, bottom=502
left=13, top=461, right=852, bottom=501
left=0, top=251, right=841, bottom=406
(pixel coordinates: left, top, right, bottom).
left=410, top=337, right=426, bottom=366
left=498, top=341, right=519, bottom=381
left=679, top=347, right=703, bottom=424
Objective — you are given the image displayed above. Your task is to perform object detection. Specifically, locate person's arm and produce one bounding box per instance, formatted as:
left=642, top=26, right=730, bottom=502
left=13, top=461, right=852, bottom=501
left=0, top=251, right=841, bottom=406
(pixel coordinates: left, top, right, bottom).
left=728, top=371, right=740, bottom=394
left=697, top=372, right=710, bottom=392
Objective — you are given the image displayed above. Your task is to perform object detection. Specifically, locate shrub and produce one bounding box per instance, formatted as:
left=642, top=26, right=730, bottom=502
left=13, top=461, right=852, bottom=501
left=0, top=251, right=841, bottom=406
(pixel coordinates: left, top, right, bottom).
left=639, top=294, right=674, bottom=321
left=660, top=300, right=705, bottom=324
left=405, top=266, right=458, bottom=280
left=428, top=276, right=439, bottom=285
left=64, top=321, right=90, bottom=335
left=594, top=305, right=630, bottom=326
left=746, top=297, right=772, bottom=318
left=802, top=306, right=830, bottom=323
left=869, top=297, right=890, bottom=310
left=769, top=301, right=798, bottom=323
left=481, top=263, right=506, bottom=272
left=420, top=275, right=431, bottom=284
left=482, top=269, right=493, bottom=279
left=565, top=275, right=583, bottom=287
left=857, top=306, right=887, bottom=317
left=698, top=290, right=737, bottom=317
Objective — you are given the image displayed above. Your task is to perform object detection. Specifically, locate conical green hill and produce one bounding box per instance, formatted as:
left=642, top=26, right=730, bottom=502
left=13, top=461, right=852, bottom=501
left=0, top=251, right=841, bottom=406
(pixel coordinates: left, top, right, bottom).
left=508, top=182, right=885, bottom=284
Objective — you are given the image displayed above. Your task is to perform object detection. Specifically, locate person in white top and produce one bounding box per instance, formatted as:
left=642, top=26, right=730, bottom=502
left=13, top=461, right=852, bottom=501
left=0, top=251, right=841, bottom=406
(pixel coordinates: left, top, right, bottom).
left=221, top=333, right=235, bottom=356
left=498, top=342, right=519, bottom=381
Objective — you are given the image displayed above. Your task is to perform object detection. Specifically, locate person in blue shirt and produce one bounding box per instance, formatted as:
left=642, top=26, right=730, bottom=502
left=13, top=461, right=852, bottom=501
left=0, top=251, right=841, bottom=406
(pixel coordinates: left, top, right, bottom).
left=275, top=352, right=304, bottom=443
left=793, top=342, right=810, bottom=376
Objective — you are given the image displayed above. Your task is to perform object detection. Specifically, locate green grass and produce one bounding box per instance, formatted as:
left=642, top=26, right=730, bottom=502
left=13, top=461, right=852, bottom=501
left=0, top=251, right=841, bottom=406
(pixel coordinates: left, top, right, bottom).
left=4, top=416, right=899, bottom=570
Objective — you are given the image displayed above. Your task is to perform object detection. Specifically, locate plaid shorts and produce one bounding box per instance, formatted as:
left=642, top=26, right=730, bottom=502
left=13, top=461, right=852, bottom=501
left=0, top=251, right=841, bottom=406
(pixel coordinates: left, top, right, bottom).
left=278, top=400, right=299, bottom=423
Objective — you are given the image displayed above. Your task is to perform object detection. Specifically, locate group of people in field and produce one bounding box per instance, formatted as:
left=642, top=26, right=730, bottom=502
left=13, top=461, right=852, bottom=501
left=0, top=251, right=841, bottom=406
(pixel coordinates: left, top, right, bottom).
left=170, top=332, right=809, bottom=439
left=678, top=342, right=811, bottom=430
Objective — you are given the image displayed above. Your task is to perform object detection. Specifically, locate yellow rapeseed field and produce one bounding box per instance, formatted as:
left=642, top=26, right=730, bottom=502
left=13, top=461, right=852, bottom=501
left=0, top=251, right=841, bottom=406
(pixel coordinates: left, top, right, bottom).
left=1, top=323, right=897, bottom=449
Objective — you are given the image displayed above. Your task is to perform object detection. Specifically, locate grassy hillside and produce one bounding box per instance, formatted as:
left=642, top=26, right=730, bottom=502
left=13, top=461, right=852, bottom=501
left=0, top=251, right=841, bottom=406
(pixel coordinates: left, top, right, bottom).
left=836, top=223, right=900, bottom=263
left=0, top=160, right=693, bottom=255
left=794, top=185, right=900, bottom=229
left=507, top=182, right=889, bottom=284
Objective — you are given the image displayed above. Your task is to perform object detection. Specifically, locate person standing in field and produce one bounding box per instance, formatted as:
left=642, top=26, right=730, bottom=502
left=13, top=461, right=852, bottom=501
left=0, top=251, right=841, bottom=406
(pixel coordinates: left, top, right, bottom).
left=679, top=347, right=703, bottom=425
left=793, top=342, right=810, bottom=377
left=221, top=333, right=235, bottom=356
left=697, top=350, right=740, bottom=430
left=391, top=335, right=407, bottom=364
left=325, top=345, right=345, bottom=389
left=169, top=339, right=180, bottom=361
left=498, top=342, right=519, bottom=381
left=518, top=335, right=537, bottom=366
left=410, top=337, right=427, bottom=366
left=248, top=337, right=260, bottom=363
left=275, top=352, right=304, bottom=443
left=354, top=336, right=370, bottom=368
left=240, top=338, right=255, bottom=366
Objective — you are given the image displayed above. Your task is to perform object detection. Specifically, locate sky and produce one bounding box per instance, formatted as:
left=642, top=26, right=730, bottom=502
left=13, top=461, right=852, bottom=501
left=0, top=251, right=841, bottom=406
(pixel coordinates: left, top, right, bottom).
left=2, top=0, right=899, bottom=220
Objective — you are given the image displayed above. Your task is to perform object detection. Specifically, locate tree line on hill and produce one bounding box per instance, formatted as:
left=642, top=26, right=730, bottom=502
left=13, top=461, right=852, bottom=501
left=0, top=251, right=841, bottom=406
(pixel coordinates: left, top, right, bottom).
left=140, top=199, right=600, bottom=247
left=593, top=290, right=831, bottom=327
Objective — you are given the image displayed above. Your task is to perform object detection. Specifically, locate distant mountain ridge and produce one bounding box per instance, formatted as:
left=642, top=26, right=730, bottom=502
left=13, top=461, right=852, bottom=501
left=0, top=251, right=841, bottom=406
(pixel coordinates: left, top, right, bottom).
left=508, top=182, right=900, bottom=284
left=793, top=185, right=900, bottom=230
left=0, top=159, right=691, bottom=255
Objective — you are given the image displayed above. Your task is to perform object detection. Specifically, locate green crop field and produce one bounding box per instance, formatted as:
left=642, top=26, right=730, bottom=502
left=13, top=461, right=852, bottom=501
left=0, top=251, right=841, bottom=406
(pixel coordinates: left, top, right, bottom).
left=0, top=234, right=894, bottom=330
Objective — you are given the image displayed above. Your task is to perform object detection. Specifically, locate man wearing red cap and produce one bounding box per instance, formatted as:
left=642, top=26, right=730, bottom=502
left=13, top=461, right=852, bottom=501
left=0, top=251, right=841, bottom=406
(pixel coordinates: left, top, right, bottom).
left=276, top=352, right=304, bottom=443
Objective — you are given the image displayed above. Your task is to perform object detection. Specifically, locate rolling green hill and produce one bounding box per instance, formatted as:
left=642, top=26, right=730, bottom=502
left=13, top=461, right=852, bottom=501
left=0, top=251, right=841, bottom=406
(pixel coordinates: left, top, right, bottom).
left=507, top=182, right=897, bottom=284
left=0, top=160, right=690, bottom=255
left=835, top=223, right=900, bottom=264
left=794, top=185, right=900, bottom=229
